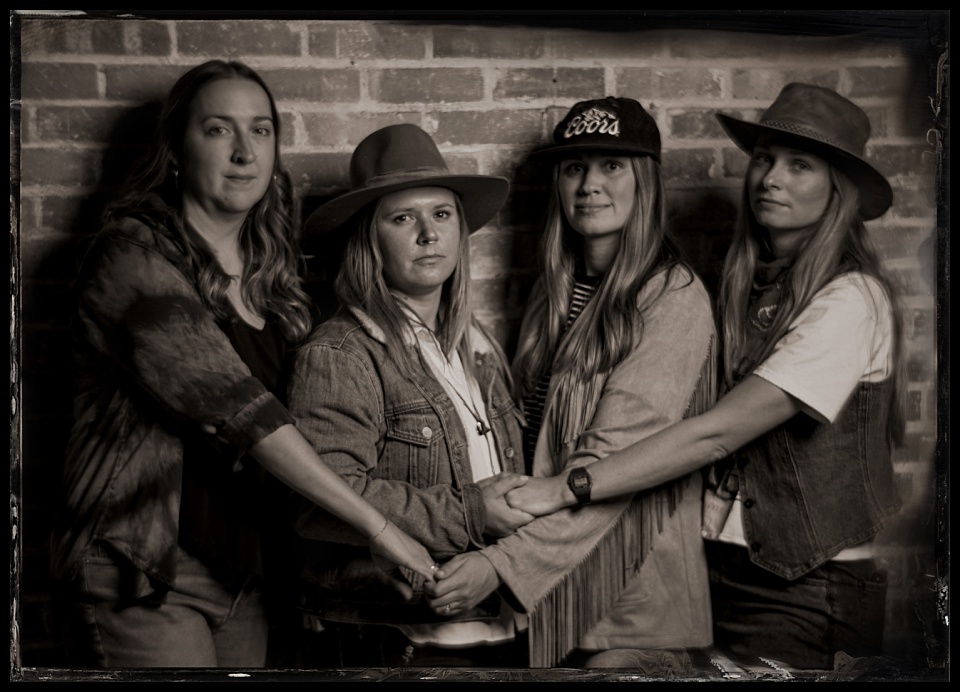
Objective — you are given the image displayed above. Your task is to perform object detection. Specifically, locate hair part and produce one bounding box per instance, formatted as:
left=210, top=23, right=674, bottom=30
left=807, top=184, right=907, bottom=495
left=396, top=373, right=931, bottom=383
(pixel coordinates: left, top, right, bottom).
left=103, top=60, right=312, bottom=342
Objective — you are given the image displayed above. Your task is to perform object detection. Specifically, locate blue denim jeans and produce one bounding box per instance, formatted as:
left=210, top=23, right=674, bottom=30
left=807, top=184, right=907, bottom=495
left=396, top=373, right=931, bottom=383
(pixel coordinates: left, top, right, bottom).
left=706, top=541, right=887, bottom=670
left=65, top=544, right=268, bottom=667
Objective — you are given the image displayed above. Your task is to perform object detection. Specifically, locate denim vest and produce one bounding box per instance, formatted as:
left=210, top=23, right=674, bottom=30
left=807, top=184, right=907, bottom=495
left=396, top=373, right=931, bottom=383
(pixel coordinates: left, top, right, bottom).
left=734, top=380, right=901, bottom=580
left=289, top=308, right=525, bottom=625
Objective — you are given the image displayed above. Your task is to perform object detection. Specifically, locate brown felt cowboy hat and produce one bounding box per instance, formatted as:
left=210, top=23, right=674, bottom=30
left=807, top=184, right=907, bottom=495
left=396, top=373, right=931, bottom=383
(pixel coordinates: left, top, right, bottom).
left=715, top=83, right=893, bottom=220
left=306, top=124, right=510, bottom=238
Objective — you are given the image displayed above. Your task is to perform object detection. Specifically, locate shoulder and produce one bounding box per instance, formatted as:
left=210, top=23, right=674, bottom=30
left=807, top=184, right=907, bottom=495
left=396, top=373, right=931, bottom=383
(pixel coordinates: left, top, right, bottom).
left=86, top=215, right=189, bottom=274
left=638, top=264, right=714, bottom=323
left=301, top=311, right=369, bottom=350
left=815, top=272, right=891, bottom=315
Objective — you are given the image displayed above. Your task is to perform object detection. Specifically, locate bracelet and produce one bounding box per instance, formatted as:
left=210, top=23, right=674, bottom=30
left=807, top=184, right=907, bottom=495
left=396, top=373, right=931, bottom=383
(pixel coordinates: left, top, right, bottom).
left=369, top=517, right=389, bottom=541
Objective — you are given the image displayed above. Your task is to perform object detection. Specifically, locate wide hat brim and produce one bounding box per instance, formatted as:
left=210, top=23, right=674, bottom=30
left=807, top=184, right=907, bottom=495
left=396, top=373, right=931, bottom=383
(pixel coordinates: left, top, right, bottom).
left=716, top=113, right=893, bottom=221
left=306, top=173, right=510, bottom=238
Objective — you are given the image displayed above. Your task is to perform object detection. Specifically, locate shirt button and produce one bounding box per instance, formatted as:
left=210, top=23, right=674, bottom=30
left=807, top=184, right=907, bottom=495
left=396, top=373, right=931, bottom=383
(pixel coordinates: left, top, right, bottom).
left=743, top=499, right=755, bottom=509
left=421, top=426, right=433, bottom=439
left=750, top=542, right=761, bottom=552
left=505, top=447, right=515, bottom=458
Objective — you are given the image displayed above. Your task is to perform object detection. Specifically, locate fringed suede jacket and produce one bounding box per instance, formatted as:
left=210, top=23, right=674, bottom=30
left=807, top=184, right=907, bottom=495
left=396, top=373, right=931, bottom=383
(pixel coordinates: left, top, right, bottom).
left=481, top=266, right=718, bottom=667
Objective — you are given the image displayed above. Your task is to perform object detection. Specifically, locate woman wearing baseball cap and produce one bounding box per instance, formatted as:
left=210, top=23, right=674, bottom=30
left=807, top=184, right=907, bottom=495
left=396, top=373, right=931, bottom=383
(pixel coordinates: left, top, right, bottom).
left=286, top=124, right=530, bottom=666
left=428, top=96, right=718, bottom=670
left=500, top=84, right=905, bottom=670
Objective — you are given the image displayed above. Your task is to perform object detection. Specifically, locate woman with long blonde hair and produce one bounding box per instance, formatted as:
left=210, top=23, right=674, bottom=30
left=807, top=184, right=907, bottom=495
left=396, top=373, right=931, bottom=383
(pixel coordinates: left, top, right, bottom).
left=429, top=97, right=718, bottom=670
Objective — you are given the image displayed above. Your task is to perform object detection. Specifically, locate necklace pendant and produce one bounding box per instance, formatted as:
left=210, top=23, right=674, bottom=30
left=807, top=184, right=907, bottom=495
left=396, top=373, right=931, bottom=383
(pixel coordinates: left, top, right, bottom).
left=476, top=420, right=491, bottom=436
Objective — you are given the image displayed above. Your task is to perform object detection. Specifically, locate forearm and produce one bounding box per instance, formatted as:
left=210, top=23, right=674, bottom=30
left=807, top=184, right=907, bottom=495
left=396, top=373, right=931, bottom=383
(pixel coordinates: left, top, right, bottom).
left=251, top=423, right=387, bottom=539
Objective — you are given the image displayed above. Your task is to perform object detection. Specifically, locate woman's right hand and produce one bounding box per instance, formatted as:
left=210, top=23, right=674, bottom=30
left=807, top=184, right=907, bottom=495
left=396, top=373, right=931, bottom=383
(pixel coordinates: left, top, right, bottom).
left=368, top=519, right=438, bottom=587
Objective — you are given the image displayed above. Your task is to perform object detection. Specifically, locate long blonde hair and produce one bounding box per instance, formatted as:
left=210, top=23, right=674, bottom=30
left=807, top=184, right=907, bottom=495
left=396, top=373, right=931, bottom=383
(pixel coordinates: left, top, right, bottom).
left=513, top=156, right=689, bottom=402
left=720, top=163, right=906, bottom=444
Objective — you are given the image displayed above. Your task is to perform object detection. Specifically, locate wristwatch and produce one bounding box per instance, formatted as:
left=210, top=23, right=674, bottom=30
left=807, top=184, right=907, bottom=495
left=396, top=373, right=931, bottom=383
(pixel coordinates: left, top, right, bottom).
left=566, top=466, right=593, bottom=505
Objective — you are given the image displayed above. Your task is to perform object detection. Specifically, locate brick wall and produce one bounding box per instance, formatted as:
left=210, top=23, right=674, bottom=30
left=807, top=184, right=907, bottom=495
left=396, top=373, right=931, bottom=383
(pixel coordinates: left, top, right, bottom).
left=12, top=13, right=948, bottom=674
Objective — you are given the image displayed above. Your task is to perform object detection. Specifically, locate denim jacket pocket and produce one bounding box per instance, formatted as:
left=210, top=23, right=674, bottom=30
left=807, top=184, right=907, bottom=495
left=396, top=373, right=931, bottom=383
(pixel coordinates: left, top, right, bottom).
left=383, top=404, right=445, bottom=487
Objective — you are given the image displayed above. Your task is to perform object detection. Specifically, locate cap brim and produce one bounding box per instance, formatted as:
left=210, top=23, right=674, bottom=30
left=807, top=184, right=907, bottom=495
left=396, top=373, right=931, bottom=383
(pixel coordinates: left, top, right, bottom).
left=715, top=112, right=892, bottom=220
left=306, top=175, right=510, bottom=238
left=531, top=141, right=659, bottom=161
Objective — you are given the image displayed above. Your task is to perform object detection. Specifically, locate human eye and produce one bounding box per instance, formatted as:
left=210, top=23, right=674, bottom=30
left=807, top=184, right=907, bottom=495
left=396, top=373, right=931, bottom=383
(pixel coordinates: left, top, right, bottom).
left=206, top=124, right=230, bottom=136
left=390, top=213, right=412, bottom=224
left=561, top=161, right=584, bottom=175
left=752, top=151, right=771, bottom=164
left=604, top=159, right=626, bottom=171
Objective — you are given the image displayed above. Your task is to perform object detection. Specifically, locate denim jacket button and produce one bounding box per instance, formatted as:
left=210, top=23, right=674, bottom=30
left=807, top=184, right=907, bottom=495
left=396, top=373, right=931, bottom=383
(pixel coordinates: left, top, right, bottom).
left=743, top=498, right=755, bottom=509
left=750, top=542, right=761, bottom=552
left=421, top=426, right=433, bottom=439
left=505, top=447, right=515, bottom=458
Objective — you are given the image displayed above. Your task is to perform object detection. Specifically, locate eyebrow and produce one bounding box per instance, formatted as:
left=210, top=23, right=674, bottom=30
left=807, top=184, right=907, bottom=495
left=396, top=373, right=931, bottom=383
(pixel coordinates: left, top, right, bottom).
left=200, top=114, right=274, bottom=124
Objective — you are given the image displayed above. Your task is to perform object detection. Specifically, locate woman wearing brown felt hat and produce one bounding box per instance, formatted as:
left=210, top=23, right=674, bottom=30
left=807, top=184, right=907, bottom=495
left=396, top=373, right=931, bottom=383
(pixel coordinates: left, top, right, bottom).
left=287, top=124, right=531, bottom=667
left=496, top=83, right=906, bottom=671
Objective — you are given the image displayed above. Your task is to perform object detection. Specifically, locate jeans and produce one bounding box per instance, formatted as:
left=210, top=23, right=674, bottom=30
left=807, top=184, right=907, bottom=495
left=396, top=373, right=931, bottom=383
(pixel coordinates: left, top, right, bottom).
left=64, top=544, right=268, bottom=667
left=706, top=541, right=887, bottom=670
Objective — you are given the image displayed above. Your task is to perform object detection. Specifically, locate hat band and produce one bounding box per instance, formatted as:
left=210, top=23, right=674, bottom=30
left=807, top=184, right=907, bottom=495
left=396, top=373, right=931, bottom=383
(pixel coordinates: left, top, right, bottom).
left=759, top=119, right=854, bottom=154
left=359, top=166, right=452, bottom=190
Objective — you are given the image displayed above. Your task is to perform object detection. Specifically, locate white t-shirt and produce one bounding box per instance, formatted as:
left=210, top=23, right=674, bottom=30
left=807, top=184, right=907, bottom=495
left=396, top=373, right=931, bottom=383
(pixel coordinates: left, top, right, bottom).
left=716, top=273, right=894, bottom=558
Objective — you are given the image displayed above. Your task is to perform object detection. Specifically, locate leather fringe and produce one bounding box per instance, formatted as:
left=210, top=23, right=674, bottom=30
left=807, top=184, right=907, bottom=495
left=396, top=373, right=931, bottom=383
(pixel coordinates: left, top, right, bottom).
left=528, top=335, right=717, bottom=668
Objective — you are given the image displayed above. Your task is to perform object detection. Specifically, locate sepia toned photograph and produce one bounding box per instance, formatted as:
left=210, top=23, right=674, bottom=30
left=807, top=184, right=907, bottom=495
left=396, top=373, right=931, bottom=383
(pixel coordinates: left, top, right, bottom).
left=11, top=10, right=948, bottom=682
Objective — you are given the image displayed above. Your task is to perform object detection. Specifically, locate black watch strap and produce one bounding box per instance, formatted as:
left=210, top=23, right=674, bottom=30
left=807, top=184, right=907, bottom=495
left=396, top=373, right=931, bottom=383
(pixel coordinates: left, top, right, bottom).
left=567, top=466, right=592, bottom=505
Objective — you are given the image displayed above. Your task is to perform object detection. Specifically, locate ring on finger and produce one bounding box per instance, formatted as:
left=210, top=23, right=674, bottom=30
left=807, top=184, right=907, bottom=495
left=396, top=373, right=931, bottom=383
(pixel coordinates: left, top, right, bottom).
left=444, top=604, right=452, bottom=613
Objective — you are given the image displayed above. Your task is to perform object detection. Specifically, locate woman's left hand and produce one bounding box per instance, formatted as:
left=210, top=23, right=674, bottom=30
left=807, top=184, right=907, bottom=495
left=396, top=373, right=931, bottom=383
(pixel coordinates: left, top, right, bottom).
left=505, top=475, right=570, bottom=516
left=369, top=520, right=438, bottom=590
left=425, top=553, right=501, bottom=617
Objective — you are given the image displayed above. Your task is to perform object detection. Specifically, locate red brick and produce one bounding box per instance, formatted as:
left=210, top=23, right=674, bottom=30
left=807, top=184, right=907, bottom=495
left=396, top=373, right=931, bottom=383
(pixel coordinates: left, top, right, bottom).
left=20, top=63, right=99, bottom=100
left=549, top=28, right=665, bottom=60
left=373, top=68, right=484, bottom=104
left=176, top=20, right=301, bottom=57
left=302, top=112, right=419, bottom=148
left=135, top=21, right=173, bottom=56
left=871, top=144, right=929, bottom=180
left=103, top=64, right=185, bottom=102
left=434, top=26, right=545, bottom=59
left=662, top=148, right=715, bottom=185
left=39, top=194, right=97, bottom=235
left=670, top=29, right=782, bottom=59
left=669, top=109, right=727, bottom=140
left=34, top=105, right=128, bottom=144
left=731, top=69, right=840, bottom=100
left=433, top=110, right=543, bottom=146
left=720, top=145, right=751, bottom=179
left=307, top=24, right=338, bottom=58
left=20, top=148, right=103, bottom=188
left=494, top=67, right=603, bottom=101
left=338, top=22, right=429, bottom=60
left=615, top=68, right=659, bottom=100
left=849, top=66, right=911, bottom=98
left=260, top=68, right=360, bottom=103
left=284, top=151, right=351, bottom=191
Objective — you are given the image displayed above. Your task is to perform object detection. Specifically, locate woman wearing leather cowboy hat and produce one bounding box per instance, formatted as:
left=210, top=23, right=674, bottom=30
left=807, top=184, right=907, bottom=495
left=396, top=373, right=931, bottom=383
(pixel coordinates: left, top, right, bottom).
left=286, top=124, right=531, bottom=667
left=501, top=83, right=906, bottom=670
left=428, top=96, right=718, bottom=671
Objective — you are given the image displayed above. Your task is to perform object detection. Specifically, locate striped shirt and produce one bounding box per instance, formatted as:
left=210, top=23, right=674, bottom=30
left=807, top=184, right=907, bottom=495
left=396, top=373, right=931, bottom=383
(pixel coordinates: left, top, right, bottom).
left=522, top=274, right=602, bottom=466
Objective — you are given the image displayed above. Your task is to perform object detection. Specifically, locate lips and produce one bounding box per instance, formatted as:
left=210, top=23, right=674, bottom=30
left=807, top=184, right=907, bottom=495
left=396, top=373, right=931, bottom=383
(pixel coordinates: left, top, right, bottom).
left=755, top=197, right=787, bottom=208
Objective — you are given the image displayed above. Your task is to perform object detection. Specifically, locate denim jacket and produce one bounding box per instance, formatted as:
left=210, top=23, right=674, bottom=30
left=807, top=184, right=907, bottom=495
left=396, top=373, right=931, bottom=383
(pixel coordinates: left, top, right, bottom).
left=729, top=379, right=902, bottom=580
left=287, top=307, right=524, bottom=625
left=51, top=215, right=294, bottom=595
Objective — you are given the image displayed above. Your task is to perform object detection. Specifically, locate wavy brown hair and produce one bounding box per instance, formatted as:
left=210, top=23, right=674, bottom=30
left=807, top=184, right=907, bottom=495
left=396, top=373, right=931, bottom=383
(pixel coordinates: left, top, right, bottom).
left=102, top=60, right=312, bottom=342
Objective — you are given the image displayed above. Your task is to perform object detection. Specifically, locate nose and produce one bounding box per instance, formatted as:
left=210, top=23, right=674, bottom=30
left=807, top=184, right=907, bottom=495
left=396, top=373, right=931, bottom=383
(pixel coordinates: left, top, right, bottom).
left=231, top=133, right=257, bottom=165
left=762, top=161, right=783, bottom=190
left=417, top=218, right=439, bottom=245
left=578, top=164, right=602, bottom=195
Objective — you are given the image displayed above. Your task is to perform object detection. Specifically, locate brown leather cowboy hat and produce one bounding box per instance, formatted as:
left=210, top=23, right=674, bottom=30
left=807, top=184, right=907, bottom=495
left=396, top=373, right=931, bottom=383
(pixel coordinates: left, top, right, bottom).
left=305, top=124, right=510, bottom=238
left=715, top=83, right=893, bottom=220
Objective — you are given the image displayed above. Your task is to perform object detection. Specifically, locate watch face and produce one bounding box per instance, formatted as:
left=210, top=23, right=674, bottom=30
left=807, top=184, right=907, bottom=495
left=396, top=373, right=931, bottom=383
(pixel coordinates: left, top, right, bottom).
left=572, top=476, right=589, bottom=490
